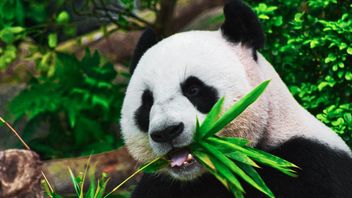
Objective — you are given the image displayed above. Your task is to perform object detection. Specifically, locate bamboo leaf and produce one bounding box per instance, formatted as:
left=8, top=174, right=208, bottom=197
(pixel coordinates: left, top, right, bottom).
left=229, top=183, right=245, bottom=198
left=208, top=153, right=244, bottom=193
left=142, top=158, right=169, bottom=173
left=193, top=150, right=228, bottom=189
left=204, top=80, right=270, bottom=139
left=198, top=97, right=225, bottom=139
left=79, top=155, right=92, bottom=198
left=219, top=136, right=250, bottom=146
left=68, top=168, right=81, bottom=196
left=85, top=174, right=96, bottom=198
left=245, top=147, right=298, bottom=169
left=226, top=151, right=260, bottom=168
left=202, top=141, right=274, bottom=197
left=193, top=149, right=216, bottom=170
left=208, top=137, right=297, bottom=176
left=237, top=162, right=274, bottom=198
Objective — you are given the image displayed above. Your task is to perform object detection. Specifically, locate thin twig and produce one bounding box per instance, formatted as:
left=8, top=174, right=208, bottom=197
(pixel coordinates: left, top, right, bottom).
left=0, top=116, right=55, bottom=194
left=0, top=117, right=30, bottom=150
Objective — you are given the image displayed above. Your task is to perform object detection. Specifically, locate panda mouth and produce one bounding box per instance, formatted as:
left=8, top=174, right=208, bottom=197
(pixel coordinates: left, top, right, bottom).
left=167, top=148, right=197, bottom=169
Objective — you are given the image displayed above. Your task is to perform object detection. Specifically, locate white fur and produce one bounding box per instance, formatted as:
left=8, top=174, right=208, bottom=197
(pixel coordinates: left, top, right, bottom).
left=120, top=29, right=351, bottom=167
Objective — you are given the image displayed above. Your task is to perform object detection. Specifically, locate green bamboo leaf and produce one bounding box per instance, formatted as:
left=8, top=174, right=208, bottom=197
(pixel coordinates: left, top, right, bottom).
left=142, top=158, right=169, bottom=173
left=201, top=142, right=273, bottom=197
left=68, top=168, right=81, bottom=196
left=195, top=117, right=200, bottom=137
left=219, top=136, right=250, bottom=146
left=193, top=148, right=216, bottom=170
left=245, top=147, right=298, bottom=169
left=193, top=150, right=228, bottom=189
left=198, top=97, right=224, bottom=139
left=226, top=151, right=260, bottom=168
left=85, top=173, right=96, bottom=198
left=79, top=155, right=92, bottom=198
left=96, top=176, right=110, bottom=198
left=229, top=183, right=245, bottom=198
left=208, top=153, right=244, bottom=193
left=208, top=137, right=297, bottom=176
left=204, top=80, right=270, bottom=139
left=237, top=162, right=274, bottom=197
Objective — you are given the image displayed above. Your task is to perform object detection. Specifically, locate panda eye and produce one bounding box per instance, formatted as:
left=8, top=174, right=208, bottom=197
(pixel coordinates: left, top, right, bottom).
left=185, top=85, right=201, bottom=97
left=181, top=76, right=219, bottom=114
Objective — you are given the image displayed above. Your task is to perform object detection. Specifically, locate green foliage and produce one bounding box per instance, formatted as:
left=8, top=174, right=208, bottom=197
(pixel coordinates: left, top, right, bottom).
left=9, top=50, right=128, bottom=158
left=43, top=158, right=132, bottom=198
left=0, top=0, right=71, bottom=70
left=1, top=0, right=157, bottom=159
left=246, top=1, right=352, bottom=147
left=0, top=0, right=157, bottom=72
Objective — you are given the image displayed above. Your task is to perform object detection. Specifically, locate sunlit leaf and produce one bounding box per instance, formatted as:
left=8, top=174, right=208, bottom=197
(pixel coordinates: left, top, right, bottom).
left=48, top=33, right=58, bottom=48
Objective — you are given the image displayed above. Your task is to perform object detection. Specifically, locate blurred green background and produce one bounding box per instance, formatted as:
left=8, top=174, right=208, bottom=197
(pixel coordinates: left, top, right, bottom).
left=0, top=0, right=351, bottom=160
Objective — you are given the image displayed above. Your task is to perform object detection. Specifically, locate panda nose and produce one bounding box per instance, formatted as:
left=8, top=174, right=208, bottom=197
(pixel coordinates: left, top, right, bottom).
left=150, top=123, right=184, bottom=143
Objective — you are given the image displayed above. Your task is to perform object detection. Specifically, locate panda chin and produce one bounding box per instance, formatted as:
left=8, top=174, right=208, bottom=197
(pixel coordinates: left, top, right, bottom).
left=165, top=148, right=204, bottom=180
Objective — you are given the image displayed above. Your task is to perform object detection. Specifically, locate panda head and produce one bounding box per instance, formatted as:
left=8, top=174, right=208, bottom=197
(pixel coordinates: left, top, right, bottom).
left=121, top=0, right=269, bottom=180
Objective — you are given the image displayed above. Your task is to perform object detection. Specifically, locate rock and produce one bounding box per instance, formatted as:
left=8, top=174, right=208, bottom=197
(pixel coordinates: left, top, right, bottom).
left=0, top=149, right=43, bottom=198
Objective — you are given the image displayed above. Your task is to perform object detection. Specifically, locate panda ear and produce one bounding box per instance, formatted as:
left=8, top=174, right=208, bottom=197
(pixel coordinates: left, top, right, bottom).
left=221, top=0, right=265, bottom=58
left=130, top=28, right=160, bottom=74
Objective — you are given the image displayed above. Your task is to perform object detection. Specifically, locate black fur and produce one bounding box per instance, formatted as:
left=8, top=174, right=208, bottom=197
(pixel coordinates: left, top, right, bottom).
left=221, top=0, right=265, bottom=60
left=181, top=76, right=218, bottom=114
left=133, top=173, right=232, bottom=198
left=132, top=137, right=352, bottom=198
left=130, top=28, right=159, bottom=74
left=134, top=90, right=154, bottom=132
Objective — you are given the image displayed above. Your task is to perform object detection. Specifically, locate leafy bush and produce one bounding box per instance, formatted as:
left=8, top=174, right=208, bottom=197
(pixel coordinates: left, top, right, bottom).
left=247, top=1, right=352, bottom=147
left=0, top=0, right=75, bottom=70
left=9, top=50, right=128, bottom=158
left=1, top=0, right=157, bottom=158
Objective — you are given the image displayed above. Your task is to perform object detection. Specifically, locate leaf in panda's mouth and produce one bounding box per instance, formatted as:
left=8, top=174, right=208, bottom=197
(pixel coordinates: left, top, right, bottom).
left=107, top=80, right=298, bottom=198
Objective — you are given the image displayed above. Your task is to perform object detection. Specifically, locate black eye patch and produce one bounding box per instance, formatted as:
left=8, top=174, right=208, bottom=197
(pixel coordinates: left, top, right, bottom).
left=134, top=89, right=154, bottom=132
left=181, top=76, right=218, bottom=114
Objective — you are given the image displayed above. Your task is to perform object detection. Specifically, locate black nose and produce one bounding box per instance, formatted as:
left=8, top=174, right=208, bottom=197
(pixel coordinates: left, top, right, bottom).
left=150, top=123, right=184, bottom=143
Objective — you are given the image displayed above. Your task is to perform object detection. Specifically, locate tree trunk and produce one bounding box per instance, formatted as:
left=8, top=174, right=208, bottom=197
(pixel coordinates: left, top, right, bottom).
left=43, top=147, right=138, bottom=195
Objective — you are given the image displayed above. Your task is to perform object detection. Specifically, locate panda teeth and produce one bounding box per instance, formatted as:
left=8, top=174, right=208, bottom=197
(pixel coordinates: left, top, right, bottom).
left=187, top=154, right=193, bottom=162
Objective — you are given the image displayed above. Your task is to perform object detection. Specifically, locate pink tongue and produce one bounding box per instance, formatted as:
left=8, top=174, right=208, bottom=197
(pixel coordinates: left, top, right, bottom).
left=170, top=150, right=189, bottom=167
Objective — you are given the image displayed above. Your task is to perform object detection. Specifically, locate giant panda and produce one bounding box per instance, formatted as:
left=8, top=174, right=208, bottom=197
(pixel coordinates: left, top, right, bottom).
left=120, top=0, right=352, bottom=197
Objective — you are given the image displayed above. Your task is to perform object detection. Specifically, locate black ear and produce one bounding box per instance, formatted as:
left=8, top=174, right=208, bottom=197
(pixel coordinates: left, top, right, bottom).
left=221, top=0, right=264, bottom=59
left=130, top=28, right=159, bottom=74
